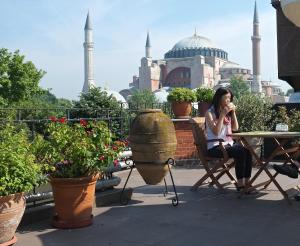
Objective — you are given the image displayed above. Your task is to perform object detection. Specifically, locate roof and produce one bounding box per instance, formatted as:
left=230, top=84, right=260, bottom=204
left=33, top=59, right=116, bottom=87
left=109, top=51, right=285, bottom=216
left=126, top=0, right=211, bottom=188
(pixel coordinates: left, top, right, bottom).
left=172, top=34, right=215, bottom=50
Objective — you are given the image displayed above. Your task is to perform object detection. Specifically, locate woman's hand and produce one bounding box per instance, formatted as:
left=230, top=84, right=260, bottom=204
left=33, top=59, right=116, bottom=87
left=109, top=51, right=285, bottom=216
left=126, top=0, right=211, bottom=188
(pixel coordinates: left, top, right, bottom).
left=221, top=103, right=236, bottom=116
left=227, top=102, right=236, bottom=112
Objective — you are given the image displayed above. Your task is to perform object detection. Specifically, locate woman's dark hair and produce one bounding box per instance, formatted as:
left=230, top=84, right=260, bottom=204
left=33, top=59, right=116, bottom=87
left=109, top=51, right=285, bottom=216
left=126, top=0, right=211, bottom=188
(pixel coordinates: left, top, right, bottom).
left=211, top=87, right=234, bottom=119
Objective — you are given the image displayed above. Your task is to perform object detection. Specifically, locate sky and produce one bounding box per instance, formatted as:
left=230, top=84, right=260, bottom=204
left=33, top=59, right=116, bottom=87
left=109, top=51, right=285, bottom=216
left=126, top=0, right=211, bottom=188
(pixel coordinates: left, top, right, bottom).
left=0, top=0, right=292, bottom=100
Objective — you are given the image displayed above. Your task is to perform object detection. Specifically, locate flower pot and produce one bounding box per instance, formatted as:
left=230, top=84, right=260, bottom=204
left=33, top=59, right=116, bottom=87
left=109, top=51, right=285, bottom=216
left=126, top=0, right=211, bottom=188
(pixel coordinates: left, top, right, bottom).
left=129, top=109, right=177, bottom=184
left=198, top=102, right=211, bottom=117
left=50, top=173, right=99, bottom=229
left=171, top=102, right=192, bottom=119
left=0, top=193, right=25, bottom=245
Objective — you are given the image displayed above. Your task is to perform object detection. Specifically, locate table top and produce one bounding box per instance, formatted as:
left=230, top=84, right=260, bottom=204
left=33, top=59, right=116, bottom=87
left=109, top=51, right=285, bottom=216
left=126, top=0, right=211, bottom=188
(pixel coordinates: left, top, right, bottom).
left=228, top=131, right=300, bottom=138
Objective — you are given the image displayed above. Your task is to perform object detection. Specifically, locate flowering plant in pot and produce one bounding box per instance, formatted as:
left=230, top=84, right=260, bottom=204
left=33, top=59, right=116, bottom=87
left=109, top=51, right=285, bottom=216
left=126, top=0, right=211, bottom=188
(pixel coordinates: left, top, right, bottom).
left=0, top=124, right=44, bottom=245
left=167, top=88, right=196, bottom=118
left=194, top=87, right=214, bottom=116
left=32, top=117, right=126, bottom=228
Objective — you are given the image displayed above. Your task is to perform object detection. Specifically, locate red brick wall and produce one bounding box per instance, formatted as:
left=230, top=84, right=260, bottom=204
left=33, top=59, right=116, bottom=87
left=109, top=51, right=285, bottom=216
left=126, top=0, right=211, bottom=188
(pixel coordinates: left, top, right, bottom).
left=173, top=120, right=198, bottom=160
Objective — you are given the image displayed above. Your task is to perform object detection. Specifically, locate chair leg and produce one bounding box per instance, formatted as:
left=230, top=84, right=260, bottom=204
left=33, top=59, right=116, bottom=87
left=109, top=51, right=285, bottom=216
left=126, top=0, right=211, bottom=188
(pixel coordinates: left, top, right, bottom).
left=191, top=163, right=224, bottom=190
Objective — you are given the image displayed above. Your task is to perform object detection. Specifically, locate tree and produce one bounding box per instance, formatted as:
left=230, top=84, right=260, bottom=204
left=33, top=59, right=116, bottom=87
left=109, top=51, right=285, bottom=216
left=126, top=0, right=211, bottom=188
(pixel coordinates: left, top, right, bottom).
left=0, top=48, right=45, bottom=104
left=229, top=76, right=250, bottom=99
left=72, top=87, right=127, bottom=138
left=127, top=89, right=159, bottom=108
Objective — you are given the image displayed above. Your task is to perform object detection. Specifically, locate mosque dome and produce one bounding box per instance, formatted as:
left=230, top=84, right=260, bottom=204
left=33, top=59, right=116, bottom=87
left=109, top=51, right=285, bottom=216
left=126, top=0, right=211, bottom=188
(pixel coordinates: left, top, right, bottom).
left=153, top=88, right=169, bottom=103
left=102, top=88, right=128, bottom=108
left=164, top=33, right=228, bottom=60
left=172, top=34, right=215, bottom=50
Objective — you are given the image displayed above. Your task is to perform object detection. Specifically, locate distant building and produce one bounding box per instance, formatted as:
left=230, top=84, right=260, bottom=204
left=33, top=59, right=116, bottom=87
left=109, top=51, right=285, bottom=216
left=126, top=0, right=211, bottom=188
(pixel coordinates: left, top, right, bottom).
left=126, top=1, right=284, bottom=102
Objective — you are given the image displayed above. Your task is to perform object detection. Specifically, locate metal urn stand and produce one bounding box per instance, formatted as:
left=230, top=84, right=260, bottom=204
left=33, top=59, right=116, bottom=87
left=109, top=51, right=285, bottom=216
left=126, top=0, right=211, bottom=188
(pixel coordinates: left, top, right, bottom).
left=120, top=158, right=179, bottom=207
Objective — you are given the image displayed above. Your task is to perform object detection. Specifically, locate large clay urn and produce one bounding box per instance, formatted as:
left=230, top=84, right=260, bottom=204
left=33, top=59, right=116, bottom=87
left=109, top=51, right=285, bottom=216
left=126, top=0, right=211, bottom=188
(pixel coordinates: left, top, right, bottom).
left=0, top=193, right=25, bottom=245
left=129, top=109, right=177, bottom=184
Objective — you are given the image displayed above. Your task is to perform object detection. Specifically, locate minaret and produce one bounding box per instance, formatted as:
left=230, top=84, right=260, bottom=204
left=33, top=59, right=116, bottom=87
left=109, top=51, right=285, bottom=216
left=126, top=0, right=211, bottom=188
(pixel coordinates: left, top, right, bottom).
left=82, top=12, right=96, bottom=93
left=251, top=1, right=262, bottom=93
left=145, top=31, right=151, bottom=58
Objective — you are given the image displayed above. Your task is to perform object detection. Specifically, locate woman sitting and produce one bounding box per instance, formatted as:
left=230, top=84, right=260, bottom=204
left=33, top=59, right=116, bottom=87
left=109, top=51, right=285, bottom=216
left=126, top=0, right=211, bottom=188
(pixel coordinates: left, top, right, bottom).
left=205, top=87, right=252, bottom=191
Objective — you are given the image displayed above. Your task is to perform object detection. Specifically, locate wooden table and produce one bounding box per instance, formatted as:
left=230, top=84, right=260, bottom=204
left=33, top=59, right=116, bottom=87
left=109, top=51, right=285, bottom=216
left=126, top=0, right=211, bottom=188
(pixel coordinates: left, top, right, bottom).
left=228, top=131, right=300, bottom=202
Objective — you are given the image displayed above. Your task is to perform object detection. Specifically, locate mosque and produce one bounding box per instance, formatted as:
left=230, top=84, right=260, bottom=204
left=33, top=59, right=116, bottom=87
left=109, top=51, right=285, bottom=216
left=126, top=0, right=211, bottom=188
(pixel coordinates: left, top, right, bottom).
left=81, top=2, right=284, bottom=103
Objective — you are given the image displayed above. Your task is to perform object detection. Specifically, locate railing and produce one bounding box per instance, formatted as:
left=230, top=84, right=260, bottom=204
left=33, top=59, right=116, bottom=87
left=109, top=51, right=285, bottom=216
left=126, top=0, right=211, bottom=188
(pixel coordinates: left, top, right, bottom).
left=0, top=102, right=198, bottom=207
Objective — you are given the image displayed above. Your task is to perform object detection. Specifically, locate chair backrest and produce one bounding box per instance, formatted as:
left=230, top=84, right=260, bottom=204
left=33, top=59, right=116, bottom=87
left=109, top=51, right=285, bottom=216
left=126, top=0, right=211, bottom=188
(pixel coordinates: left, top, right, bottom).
left=190, top=117, right=208, bottom=159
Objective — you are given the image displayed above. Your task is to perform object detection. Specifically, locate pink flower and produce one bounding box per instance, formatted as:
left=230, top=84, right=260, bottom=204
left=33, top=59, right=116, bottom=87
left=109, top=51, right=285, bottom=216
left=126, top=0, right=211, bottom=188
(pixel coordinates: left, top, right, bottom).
left=99, top=155, right=105, bottom=161
left=113, top=160, right=119, bottom=167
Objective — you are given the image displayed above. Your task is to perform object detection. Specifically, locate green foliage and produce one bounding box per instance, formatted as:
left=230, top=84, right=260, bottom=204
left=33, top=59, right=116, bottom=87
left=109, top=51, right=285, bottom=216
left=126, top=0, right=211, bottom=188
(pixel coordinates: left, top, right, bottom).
left=71, top=87, right=127, bottom=137
left=229, top=76, right=250, bottom=99
left=289, top=109, right=300, bottom=131
left=167, top=88, right=196, bottom=103
left=274, top=106, right=300, bottom=132
left=194, top=87, right=214, bottom=102
left=127, top=89, right=159, bottom=108
left=0, top=124, right=44, bottom=196
left=0, top=48, right=45, bottom=104
left=273, top=106, right=290, bottom=126
left=31, top=119, right=126, bottom=178
left=234, top=94, right=274, bottom=132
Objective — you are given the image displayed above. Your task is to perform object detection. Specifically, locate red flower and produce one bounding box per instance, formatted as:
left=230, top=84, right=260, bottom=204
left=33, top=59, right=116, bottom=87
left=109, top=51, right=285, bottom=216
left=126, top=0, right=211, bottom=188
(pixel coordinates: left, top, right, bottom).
left=49, top=116, right=57, bottom=122
left=99, top=155, right=105, bottom=161
left=80, top=119, right=88, bottom=126
left=58, top=117, right=67, bottom=123
left=113, top=160, right=119, bottom=167
left=112, top=146, right=118, bottom=151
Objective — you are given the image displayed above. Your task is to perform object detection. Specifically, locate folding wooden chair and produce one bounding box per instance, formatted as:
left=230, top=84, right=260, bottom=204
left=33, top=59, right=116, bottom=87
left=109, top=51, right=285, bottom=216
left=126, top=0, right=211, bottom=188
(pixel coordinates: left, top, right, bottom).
left=190, top=117, right=237, bottom=191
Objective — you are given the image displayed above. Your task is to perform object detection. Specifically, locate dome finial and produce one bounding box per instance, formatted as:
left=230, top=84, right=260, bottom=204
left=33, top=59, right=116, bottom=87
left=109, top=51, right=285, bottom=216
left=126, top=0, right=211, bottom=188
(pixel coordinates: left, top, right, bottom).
left=194, top=27, right=197, bottom=36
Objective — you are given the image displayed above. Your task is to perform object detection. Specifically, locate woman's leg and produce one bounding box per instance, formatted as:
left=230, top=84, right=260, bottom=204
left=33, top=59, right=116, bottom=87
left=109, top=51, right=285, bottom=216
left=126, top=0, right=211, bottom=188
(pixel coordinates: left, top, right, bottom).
left=225, top=144, right=248, bottom=183
left=207, top=145, right=244, bottom=188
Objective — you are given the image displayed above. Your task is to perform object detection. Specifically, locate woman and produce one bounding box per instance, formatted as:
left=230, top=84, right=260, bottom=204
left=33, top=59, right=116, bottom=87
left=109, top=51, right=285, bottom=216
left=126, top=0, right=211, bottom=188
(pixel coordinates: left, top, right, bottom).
left=205, top=87, right=252, bottom=191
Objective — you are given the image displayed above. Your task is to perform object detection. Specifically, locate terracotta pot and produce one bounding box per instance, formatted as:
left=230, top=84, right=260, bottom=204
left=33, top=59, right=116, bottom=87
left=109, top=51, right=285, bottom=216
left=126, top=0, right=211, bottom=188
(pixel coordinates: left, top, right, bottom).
left=198, top=102, right=211, bottom=117
left=129, top=109, right=177, bottom=184
left=0, top=193, right=25, bottom=245
left=171, top=101, right=192, bottom=119
left=50, top=173, right=99, bottom=229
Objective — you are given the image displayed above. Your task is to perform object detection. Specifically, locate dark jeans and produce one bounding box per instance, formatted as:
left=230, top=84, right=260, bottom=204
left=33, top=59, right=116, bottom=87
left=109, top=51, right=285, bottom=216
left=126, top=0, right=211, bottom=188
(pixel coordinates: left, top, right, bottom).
left=207, top=143, right=252, bottom=180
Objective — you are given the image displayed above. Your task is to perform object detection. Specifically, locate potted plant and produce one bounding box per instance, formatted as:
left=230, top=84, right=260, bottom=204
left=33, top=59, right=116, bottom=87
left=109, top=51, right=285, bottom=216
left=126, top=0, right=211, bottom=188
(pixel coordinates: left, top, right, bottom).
left=33, top=117, right=125, bottom=228
left=195, top=87, right=214, bottom=117
left=0, top=124, right=44, bottom=245
left=167, top=88, right=196, bottom=118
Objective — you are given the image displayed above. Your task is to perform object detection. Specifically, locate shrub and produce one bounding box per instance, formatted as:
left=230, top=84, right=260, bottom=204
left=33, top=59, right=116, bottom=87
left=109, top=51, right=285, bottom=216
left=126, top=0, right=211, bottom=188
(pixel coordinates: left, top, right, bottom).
left=234, top=94, right=274, bottom=132
left=167, top=88, right=196, bottom=103
left=0, top=124, right=44, bottom=196
left=31, top=118, right=126, bottom=178
left=194, top=87, right=214, bottom=103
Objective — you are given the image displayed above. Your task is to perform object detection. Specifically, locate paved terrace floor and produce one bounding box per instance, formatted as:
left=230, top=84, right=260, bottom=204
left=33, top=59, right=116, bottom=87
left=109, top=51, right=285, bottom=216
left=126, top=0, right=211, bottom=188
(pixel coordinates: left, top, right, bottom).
left=16, top=166, right=300, bottom=246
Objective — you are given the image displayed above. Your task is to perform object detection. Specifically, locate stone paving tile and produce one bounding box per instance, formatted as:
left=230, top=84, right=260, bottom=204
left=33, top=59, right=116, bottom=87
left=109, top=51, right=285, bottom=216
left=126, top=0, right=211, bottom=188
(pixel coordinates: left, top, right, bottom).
left=16, top=167, right=300, bottom=246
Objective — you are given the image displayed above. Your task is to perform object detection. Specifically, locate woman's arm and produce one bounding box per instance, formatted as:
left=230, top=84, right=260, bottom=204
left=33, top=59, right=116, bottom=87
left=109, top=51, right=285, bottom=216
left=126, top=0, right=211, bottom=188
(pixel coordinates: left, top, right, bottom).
left=231, top=111, right=239, bottom=131
left=229, top=103, right=239, bottom=131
